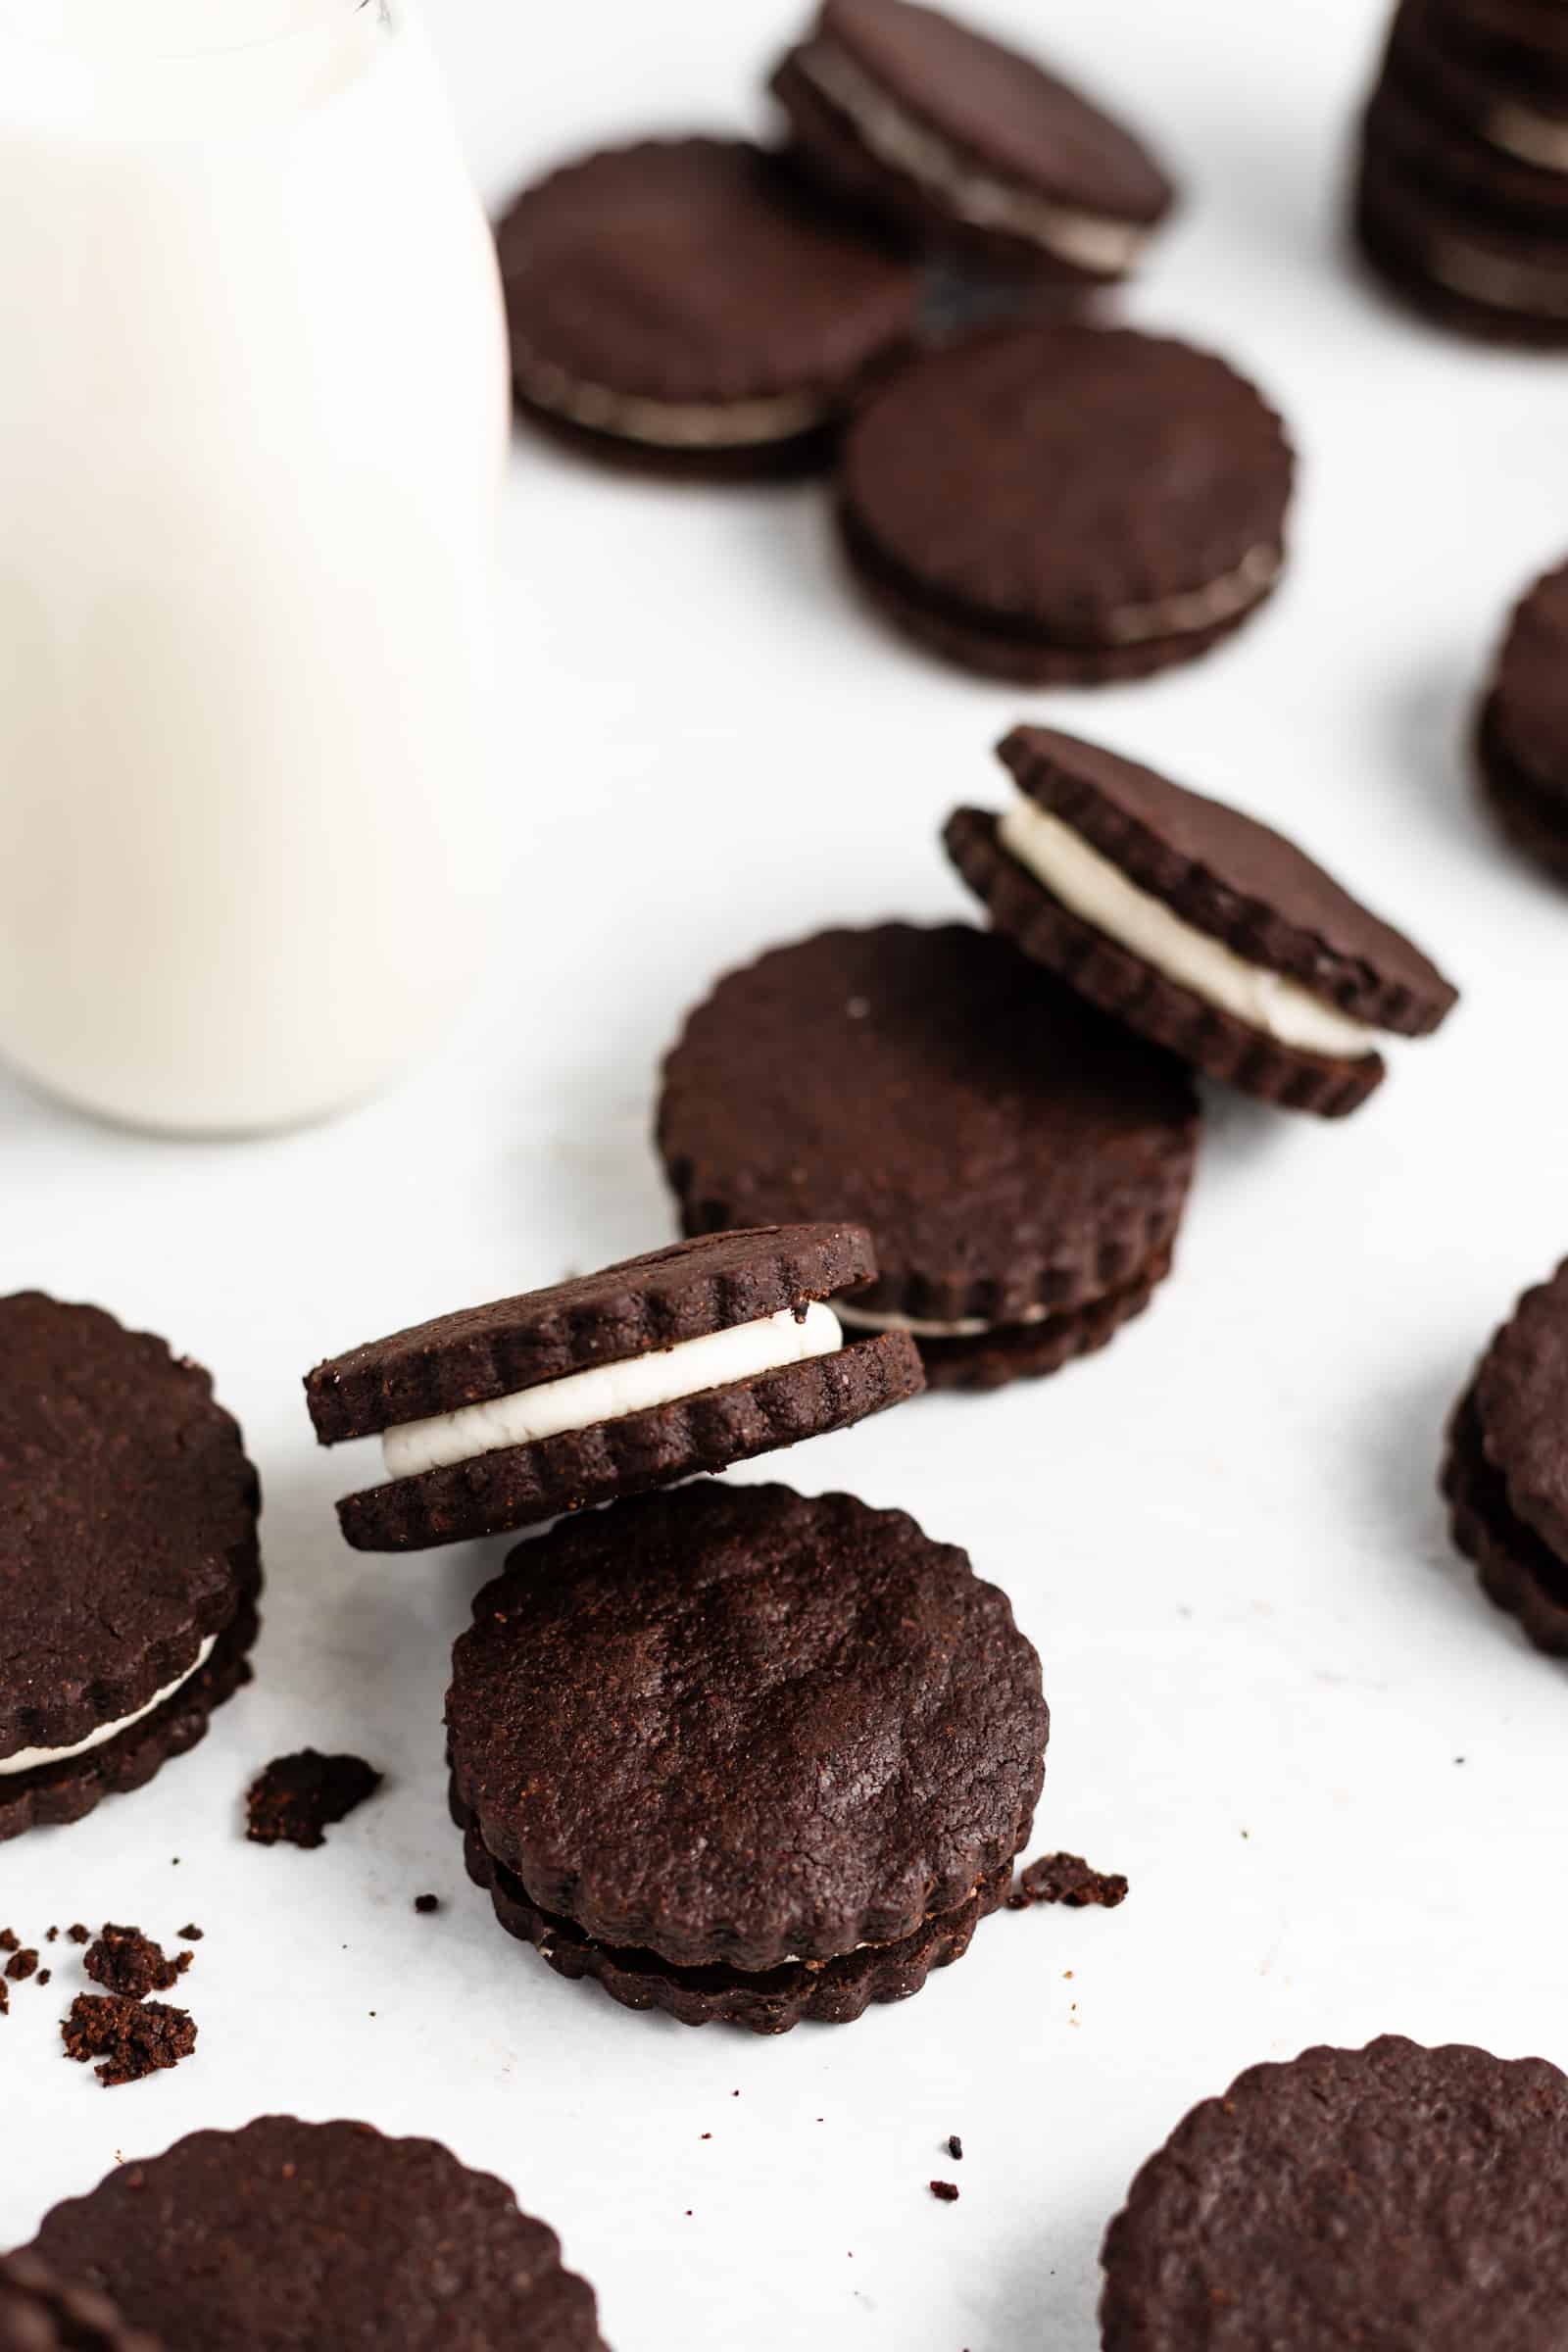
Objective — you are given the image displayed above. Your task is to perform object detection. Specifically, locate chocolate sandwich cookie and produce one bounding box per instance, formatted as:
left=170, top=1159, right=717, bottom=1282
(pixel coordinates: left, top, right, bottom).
left=0, top=2255, right=157, bottom=2352
left=659, top=923, right=1200, bottom=1390
left=1444, top=1257, right=1568, bottom=1654
left=1477, top=558, right=1568, bottom=882
left=1384, top=3, right=1568, bottom=204
left=24, top=2118, right=605, bottom=2351
left=306, top=1226, right=921, bottom=1550
left=946, top=725, right=1459, bottom=1119
left=495, top=138, right=921, bottom=473
left=838, top=323, right=1293, bottom=683
left=448, top=1479, right=1049, bottom=2032
left=770, top=0, right=1174, bottom=284
left=0, top=1295, right=261, bottom=1843
left=1370, top=67, right=1568, bottom=232
left=1102, top=2036, right=1568, bottom=2349
left=1356, top=147, right=1568, bottom=340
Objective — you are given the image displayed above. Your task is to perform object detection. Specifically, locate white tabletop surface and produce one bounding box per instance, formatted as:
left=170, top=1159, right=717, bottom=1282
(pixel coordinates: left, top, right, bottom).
left=6, top=1, right=1568, bottom=2345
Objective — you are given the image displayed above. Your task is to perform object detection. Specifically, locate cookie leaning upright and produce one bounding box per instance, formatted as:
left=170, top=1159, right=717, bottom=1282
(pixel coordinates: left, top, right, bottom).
left=769, top=0, right=1175, bottom=285
left=23, top=2118, right=606, bottom=2351
left=659, top=923, right=1200, bottom=1390
left=495, top=138, right=922, bottom=472
left=1476, top=558, right=1568, bottom=881
left=448, top=1479, right=1049, bottom=2032
left=947, top=725, right=1459, bottom=1118
left=837, top=324, right=1294, bottom=685
left=1102, top=2036, right=1568, bottom=2348
left=0, top=1295, right=262, bottom=1843
left=305, top=1227, right=921, bottom=1550
left=1444, top=1258, right=1568, bottom=1654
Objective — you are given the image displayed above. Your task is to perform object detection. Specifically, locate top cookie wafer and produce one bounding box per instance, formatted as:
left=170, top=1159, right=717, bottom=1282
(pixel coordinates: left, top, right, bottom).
left=305, top=1227, right=923, bottom=1551
left=946, top=724, right=1458, bottom=1117
left=496, top=137, right=921, bottom=468
left=1102, top=2036, right=1568, bottom=2350
left=838, top=323, right=1294, bottom=685
left=771, top=0, right=1174, bottom=282
left=24, top=2119, right=606, bottom=2352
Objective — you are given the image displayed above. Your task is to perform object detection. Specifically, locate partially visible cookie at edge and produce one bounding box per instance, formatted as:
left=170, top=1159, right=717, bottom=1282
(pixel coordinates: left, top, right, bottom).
left=837, top=322, right=1293, bottom=683
left=23, top=2118, right=606, bottom=2350
left=0, top=1294, right=262, bottom=1843
left=770, top=0, right=1175, bottom=283
left=447, top=1479, right=1049, bottom=2031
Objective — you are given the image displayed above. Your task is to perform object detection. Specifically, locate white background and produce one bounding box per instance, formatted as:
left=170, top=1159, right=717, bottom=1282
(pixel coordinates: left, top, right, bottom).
left=5, top=2, right=1568, bottom=2346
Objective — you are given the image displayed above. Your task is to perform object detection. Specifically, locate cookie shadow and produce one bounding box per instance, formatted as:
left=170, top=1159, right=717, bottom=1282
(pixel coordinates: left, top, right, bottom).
left=1377, top=653, right=1489, bottom=861
left=1357, top=1355, right=1481, bottom=1622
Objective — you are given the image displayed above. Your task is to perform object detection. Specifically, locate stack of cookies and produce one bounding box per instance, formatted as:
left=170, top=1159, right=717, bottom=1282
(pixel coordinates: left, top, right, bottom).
left=1355, top=0, right=1568, bottom=340
left=306, top=1227, right=1051, bottom=2033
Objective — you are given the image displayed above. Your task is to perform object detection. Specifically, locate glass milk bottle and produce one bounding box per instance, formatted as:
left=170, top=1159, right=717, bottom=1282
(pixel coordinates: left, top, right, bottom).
left=0, top=0, right=509, bottom=1133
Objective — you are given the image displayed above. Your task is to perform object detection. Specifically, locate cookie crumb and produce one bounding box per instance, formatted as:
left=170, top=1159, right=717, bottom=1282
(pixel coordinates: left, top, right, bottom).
left=929, top=2180, right=960, bottom=2204
left=37, top=1968, right=51, bottom=1986
left=1006, top=1852, right=1128, bottom=1911
left=45, top=1926, right=59, bottom=1943
left=0, top=1980, right=8, bottom=2016
left=413, top=1893, right=440, bottom=1915
left=0, top=1929, right=17, bottom=1953
left=245, top=1750, right=382, bottom=1849
left=5, top=1946, right=38, bottom=1982
left=178, top=1924, right=204, bottom=1941
left=68, top=1924, right=89, bottom=1944
left=947, top=2133, right=964, bottom=2161
left=62, top=1993, right=197, bottom=2087
left=84, top=1924, right=192, bottom=1999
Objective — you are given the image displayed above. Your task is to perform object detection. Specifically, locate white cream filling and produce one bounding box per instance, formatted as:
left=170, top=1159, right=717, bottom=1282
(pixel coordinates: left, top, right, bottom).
left=513, top=342, right=830, bottom=450
left=798, top=41, right=1148, bottom=274
left=1486, top=100, right=1568, bottom=172
left=997, top=794, right=1380, bottom=1060
left=1418, top=233, right=1568, bottom=319
left=1104, top=545, right=1281, bottom=646
left=381, top=1304, right=844, bottom=1482
left=838, top=1300, right=1053, bottom=1340
left=0, top=1635, right=218, bottom=1779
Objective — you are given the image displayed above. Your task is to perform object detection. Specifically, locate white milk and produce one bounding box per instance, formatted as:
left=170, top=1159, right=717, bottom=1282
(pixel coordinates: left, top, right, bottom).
left=0, top=0, right=510, bottom=1132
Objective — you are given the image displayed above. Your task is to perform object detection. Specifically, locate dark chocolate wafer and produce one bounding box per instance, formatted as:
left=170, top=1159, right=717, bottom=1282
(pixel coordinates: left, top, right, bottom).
left=496, top=137, right=920, bottom=472
left=1102, top=2036, right=1568, bottom=2349
left=447, top=1481, right=1048, bottom=2028
left=837, top=323, right=1293, bottom=683
left=770, top=0, right=1174, bottom=283
left=457, top=1791, right=1012, bottom=2034
left=307, top=1227, right=921, bottom=1552
left=0, top=1294, right=261, bottom=1841
left=1477, top=559, right=1568, bottom=878
left=24, top=2119, right=606, bottom=2351
left=1443, top=1380, right=1568, bottom=1656
left=659, top=922, right=1199, bottom=1386
left=945, top=725, right=1457, bottom=1118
